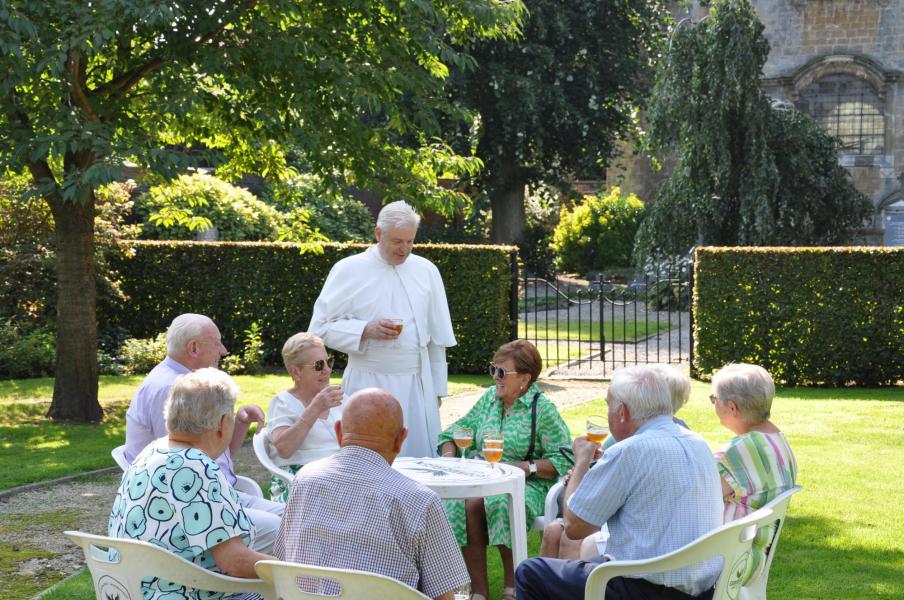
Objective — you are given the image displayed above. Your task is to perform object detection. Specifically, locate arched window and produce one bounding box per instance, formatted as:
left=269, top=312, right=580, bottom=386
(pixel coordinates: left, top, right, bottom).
left=796, top=74, right=884, bottom=155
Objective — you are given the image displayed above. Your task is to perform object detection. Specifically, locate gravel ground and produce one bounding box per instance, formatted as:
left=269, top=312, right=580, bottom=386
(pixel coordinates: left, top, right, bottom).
left=2, top=379, right=606, bottom=597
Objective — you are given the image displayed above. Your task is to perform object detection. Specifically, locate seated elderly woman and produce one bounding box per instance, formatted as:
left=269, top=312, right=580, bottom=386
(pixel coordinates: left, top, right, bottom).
left=711, top=363, right=798, bottom=580
left=265, top=332, right=343, bottom=501
left=108, top=368, right=273, bottom=599
left=541, top=363, right=693, bottom=561
left=438, top=340, right=571, bottom=600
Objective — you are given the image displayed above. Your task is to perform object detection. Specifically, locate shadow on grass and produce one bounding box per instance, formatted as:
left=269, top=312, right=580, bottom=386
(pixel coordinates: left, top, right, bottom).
left=770, top=514, right=904, bottom=599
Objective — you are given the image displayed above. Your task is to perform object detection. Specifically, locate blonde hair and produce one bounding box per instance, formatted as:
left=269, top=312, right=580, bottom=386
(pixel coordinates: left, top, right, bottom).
left=165, top=368, right=238, bottom=434
left=712, top=363, right=775, bottom=422
left=281, top=332, right=325, bottom=371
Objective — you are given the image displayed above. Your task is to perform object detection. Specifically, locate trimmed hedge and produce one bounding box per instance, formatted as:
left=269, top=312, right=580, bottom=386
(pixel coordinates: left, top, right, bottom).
left=693, top=247, right=904, bottom=386
left=105, top=241, right=516, bottom=374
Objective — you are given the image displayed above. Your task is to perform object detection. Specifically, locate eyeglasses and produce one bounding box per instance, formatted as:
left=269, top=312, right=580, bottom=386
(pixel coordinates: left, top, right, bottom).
left=489, top=364, right=520, bottom=379
left=299, top=356, right=335, bottom=372
left=709, top=394, right=719, bottom=404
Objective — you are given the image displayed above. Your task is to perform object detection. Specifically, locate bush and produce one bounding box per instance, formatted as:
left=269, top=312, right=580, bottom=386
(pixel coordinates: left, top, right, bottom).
left=693, top=247, right=904, bottom=386
left=106, top=241, right=515, bottom=373
left=119, top=333, right=168, bottom=375
left=222, top=322, right=265, bottom=375
left=551, top=187, right=645, bottom=274
left=0, top=321, right=55, bottom=378
left=261, top=176, right=374, bottom=242
left=136, top=173, right=285, bottom=241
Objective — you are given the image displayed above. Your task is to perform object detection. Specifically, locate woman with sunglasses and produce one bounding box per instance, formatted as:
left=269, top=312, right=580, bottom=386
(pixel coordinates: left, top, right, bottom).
left=265, top=332, right=344, bottom=501
left=437, top=340, right=571, bottom=600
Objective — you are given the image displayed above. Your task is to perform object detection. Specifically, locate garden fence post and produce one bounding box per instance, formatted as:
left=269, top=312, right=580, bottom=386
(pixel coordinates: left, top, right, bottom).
left=510, top=249, right=519, bottom=342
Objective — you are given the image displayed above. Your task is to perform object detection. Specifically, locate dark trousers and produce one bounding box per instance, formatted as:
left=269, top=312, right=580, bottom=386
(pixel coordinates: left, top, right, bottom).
left=515, top=557, right=715, bottom=600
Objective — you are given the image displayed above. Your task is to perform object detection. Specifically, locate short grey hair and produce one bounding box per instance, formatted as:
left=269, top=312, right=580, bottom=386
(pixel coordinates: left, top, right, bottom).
left=166, top=313, right=214, bottom=357
left=712, top=363, right=775, bottom=422
left=282, top=332, right=325, bottom=371
left=608, top=365, right=673, bottom=424
left=650, top=364, right=691, bottom=414
left=376, top=200, right=421, bottom=231
left=165, top=368, right=239, bottom=435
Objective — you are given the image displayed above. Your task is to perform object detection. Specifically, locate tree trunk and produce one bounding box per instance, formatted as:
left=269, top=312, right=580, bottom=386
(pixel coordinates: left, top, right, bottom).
left=47, top=188, right=102, bottom=422
left=489, top=161, right=528, bottom=244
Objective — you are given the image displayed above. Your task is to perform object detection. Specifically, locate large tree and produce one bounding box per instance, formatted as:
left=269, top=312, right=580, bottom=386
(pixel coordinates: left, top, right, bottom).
left=448, top=0, right=671, bottom=243
left=0, top=0, right=523, bottom=421
left=635, top=0, right=873, bottom=257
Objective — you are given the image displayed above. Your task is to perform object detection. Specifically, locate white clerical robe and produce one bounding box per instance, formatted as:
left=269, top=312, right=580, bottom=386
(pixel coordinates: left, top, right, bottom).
left=309, top=246, right=456, bottom=457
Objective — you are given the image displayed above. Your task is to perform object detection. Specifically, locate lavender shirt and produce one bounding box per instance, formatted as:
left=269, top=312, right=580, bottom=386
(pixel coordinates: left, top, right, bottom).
left=123, top=356, right=236, bottom=484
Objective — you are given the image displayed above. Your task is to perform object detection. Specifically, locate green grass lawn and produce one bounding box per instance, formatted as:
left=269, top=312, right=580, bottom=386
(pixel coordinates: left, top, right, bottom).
left=7, top=377, right=904, bottom=598
left=519, top=319, right=672, bottom=342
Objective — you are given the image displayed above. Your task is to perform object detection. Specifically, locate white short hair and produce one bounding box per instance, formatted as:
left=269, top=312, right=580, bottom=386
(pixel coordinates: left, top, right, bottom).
left=165, top=368, right=238, bottom=435
left=282, top=332, right=325, bottom=370
left=650, top=364, right=691, bottom=414
left=712, top=363, right=774, bottom=422
left=608, top=365, right=673, bottom=424
left=166, top=313, right=214, bottom=356
left=376, top=200, right=420, bottom=231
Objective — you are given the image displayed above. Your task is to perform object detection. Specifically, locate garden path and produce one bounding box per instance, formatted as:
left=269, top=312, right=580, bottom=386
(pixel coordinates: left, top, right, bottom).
left=2, top=378, right=606, bottom=597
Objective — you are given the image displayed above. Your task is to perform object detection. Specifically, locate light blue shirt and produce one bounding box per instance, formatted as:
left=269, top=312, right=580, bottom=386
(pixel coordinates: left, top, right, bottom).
left=124, top=357, right=236, bottom=484
left=568, top=415, right=723, bottom=595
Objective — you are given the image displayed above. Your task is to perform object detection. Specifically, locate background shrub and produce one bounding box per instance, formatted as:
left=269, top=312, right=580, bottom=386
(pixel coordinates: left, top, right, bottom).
left=0, top=321, right=56, bottom=378
left=551, top=187, right=645, bottom=274
left=261, top=176, right=374, bottom=242
left=693, top=247, right=904, bottom=386
left=105, top=241, right=515, bottom=374
left=119, top=333, right=168, bottom=375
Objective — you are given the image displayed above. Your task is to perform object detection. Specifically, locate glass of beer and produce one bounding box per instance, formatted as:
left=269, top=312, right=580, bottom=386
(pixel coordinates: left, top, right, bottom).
left=482, top=431, right=504, bottom=470
left=453, top=582, right=471, bottom=600
left=387, top=318, right=403, bottom=346
left=586, top=416, right=609, bottom=444
left=452, top=426, right=473, bottom=462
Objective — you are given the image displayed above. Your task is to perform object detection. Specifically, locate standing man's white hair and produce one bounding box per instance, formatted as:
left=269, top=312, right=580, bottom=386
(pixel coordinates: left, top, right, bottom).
left=166, top=313, right=214, bottom=356
left=608, top=365, right=673, bottom=424
left=376, top=200, right=421, bottom=231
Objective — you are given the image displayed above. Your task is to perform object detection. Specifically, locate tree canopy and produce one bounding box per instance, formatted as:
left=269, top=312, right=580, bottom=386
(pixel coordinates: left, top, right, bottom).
left=635, top=0, right=873, bottom=258
left=447, top=0, right=671, bottom=243
left=0, top=0, right=523, bottom=420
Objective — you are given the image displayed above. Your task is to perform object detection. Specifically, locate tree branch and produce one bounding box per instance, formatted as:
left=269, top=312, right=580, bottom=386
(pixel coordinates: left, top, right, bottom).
left=6, top=107, right=63, bottom=198
left=67, top=50, right=100, bottom=121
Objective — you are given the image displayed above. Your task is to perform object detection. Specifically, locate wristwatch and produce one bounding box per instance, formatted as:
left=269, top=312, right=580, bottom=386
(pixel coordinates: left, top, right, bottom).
left=528, top=460, right=537, bottom=476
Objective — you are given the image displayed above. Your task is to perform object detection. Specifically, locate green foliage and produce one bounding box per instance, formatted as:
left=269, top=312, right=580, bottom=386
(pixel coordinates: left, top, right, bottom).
left=551, top=187, right=645, bottom=274
left=638, top=0, right=872, bottom=259
left=0, top=321, right=55, bottom=378
left=119, top=333, right=168, bottom=376
left=106, top=241, right=515, bottom=374
left=261, top=176, right=373, bottom=242
left=447, top=0, right=670, bottom=241
left=693, top=247, right=904, bottom=386
left=221, top=322, right=265, bottom=376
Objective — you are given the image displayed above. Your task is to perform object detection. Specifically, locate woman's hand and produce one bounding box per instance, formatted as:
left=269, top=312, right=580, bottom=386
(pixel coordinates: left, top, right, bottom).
left=309, top=385, right=343, bottom=414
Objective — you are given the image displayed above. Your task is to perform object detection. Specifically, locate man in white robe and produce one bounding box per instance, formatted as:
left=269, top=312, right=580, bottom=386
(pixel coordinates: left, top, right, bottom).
left=309, top=201, right=456, bottom=457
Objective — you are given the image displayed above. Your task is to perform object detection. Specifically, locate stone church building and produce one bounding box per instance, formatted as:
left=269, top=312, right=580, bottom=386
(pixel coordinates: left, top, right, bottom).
left=611, top=0, right=904, bottom=245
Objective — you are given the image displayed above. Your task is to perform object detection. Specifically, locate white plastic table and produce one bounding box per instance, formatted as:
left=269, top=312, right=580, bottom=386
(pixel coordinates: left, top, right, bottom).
left=393, top=457, right=528, bottom=566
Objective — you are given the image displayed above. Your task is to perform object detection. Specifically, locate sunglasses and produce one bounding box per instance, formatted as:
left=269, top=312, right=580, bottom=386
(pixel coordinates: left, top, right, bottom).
left=299, top=356, right=335, bottom=372
left=489, top=364, right=520, bottom=379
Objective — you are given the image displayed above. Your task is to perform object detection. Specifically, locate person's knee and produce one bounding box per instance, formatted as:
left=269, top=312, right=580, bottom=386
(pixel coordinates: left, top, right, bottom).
left=245, top=508, right=281, bottom=554
left=515, top=558, right=546, bottom=596
left=543, top=520, right=564, bottom=537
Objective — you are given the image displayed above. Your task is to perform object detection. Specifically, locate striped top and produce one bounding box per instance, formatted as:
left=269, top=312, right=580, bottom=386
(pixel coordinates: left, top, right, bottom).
left=715, top=431, right=798, bottom=522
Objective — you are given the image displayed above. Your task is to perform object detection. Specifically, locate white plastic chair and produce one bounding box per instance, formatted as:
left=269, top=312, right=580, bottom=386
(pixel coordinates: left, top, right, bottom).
left=113, top=441, right=263, bottom=498
left=739, top=485, right=803, bottom=600
left=585, top=507, right=776, bottom=600
left=256, top=560, right=430, bottom=599
left=111, top=445, right=130, bottom=471
left=530, top=478, right=565, bottom=531
left=253, top=429, right=295, bottom=486
left=65, top=530, right=273, bottom=600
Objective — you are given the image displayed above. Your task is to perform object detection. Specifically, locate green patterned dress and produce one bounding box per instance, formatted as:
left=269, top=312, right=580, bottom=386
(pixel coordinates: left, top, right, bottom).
left=436, top=383, right=571, bottom=547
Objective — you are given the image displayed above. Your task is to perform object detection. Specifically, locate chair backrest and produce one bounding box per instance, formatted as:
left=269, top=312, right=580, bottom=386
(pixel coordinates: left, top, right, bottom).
left=530, top=478, right=565, bottom=531
left=585, top=508, right=776, bottom=600
left=739, top=484, right=803, bottom=600
left=111, top=444, right=130, bottom=471
left=234, top=474, right=264, bottom=498
left=65, top=530, right=273, bottom=600
left=255, top=560, right=431, bottom=599
left=253, top=429, right=295, bottom=484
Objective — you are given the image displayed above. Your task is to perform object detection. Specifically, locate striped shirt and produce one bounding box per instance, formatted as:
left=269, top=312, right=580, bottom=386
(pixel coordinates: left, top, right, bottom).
left=274, top=445, right=469, bottom=598
left=568, top=416, right=724, bottom=596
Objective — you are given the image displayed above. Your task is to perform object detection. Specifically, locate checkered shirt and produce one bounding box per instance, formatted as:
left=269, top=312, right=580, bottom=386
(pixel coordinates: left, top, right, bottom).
left=275, top=445, right=469, bottom=598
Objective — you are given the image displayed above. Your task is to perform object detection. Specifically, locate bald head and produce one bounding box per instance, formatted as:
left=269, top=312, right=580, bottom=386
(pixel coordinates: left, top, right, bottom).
left=337, top=388, right=407, bottom=460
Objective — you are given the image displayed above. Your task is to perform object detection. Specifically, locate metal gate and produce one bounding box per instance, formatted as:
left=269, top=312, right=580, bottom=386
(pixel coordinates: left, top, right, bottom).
left=513, top=257, right=692, bottom=377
